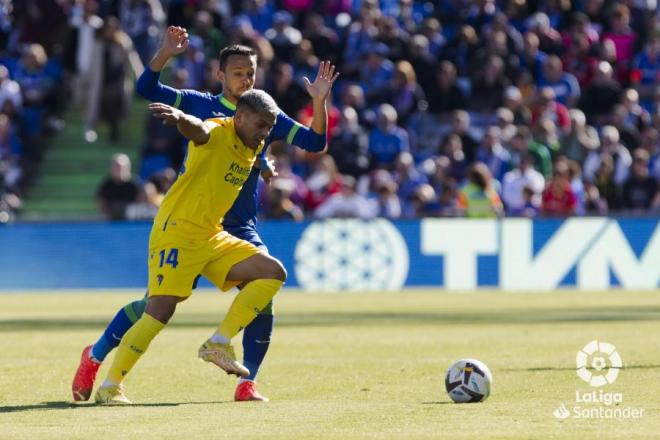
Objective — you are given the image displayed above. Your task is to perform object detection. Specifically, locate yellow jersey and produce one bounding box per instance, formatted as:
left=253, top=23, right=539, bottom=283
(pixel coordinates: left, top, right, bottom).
left=153, top=117, right=264, bottom=238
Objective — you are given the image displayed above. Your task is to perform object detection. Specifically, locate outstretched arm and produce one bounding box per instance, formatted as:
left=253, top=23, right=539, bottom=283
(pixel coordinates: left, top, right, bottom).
left=150, top=26, right=189, bottom=72
left=149, top=103, right=211, bottom=145
left=274, top=62, right=340, bottom=154
left=136, top=26, right=190, bottom=104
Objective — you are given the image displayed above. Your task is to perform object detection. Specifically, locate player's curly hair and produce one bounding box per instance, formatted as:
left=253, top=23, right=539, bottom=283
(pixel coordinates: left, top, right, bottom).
left=237, top=89, right=279, bottom=119
left=218, top=44, right=257, bottom=70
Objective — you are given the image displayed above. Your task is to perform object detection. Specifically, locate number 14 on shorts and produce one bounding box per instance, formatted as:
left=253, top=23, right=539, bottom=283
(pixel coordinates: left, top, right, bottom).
left=158, top=248, right=179, bottom=268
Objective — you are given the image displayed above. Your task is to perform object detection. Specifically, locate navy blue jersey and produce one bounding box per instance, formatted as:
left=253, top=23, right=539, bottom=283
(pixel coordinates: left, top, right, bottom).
left=136, top=68, right=326, bottom=230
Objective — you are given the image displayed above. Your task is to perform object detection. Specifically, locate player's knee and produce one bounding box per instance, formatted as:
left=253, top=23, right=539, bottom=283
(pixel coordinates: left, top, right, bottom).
left=265, top=258, right=287, bottom=281
left=145, top=295, right=178, bottom=324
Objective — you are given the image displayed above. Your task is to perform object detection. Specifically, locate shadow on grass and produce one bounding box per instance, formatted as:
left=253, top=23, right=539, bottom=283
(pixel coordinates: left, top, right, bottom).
left=0, top=400, right=231, bottom=413
left=2, top=306, right=660, bottom=331
left=421, top=401, right=454, bottom=405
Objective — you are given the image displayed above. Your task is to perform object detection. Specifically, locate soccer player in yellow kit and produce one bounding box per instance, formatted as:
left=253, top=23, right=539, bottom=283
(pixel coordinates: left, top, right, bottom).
left=95, top=90, right=285, bottom=405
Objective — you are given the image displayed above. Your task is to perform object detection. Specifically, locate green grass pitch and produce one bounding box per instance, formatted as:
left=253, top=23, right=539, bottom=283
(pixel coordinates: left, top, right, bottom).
left=1, top=290, right=659, bottom=439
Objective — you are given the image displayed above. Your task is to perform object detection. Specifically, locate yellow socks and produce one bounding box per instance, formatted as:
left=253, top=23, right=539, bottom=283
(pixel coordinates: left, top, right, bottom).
left=218, top=279, right=283, bottom=340
left=105, top=313, right=165, bottom=385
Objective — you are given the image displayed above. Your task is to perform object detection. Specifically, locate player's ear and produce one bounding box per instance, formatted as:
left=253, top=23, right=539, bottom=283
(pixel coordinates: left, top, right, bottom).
left=217, top=68, right=225, bottom=84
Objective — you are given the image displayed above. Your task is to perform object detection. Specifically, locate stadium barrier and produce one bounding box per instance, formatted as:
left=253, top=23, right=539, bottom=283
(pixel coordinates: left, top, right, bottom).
left=1, top=218, right=658, bottom=290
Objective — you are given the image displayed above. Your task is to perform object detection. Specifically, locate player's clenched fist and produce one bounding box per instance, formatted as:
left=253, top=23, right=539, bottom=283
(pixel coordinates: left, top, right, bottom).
left=162, top=26, right=189, bottom=56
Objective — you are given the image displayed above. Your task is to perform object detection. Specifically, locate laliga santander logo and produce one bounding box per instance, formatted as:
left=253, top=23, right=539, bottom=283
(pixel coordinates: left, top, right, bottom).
left=576, top=340, right=622, bottom=387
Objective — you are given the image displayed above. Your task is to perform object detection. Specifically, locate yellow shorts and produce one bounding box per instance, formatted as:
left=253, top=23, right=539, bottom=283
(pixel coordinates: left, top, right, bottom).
left=147, top=223, right=261, bottom=298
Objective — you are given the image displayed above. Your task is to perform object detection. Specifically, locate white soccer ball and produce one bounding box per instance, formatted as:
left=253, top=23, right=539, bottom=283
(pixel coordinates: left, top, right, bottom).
left=445, top=358, right=493, bottom=403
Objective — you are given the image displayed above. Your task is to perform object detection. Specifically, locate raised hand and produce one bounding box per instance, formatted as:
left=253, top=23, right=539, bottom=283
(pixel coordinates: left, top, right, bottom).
left=303, top=61, right=340, bottom=101
left=149, top=103, right=183, bottom=125
left=161, top=26, right=189, bottom=56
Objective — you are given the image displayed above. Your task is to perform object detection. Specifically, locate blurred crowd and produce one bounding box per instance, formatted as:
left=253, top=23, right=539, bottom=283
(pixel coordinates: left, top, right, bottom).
left=1, top=0, right=659, bottom=222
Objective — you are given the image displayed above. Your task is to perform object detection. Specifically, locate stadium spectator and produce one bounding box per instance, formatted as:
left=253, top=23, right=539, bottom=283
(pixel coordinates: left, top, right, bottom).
left=593, top=153, right=622, bottom=211
left=519, top=31, right=547, bottom=82
left=541, top=161, right=577, bottom=216
left=303, top=155, right=343, bottom=212
left=360, top=42, right=394, bottom=102
left=475, top=125, right=511, bottom=183
left=610, top=104, right=641, bottom=151
left=403, top=183, right=438, bottom=218
left=502, top=86, right=531, bottom=126
left=457, top=162, right=503, bottom=218
left=495, top=107, right=516, bottom=144
left=579, top=61, right=622, bottom=127
left=376, top=16, right=410, bottom=62
left=530, top=87, right=570, bottom=135
left=501, top=154, right=545, bottom=216
left=0, top=65, right=22, bottom=115
left=438, top=133, right=469, bottom=182
left=418, top=17, right=446, bottom=58
left=328, top=106, right=370, bottom=178
left=301, top=13, right=339, bottom=64
left=67, top=0, right=103, bottom=140
left=562, top=28, right=599, bottom=88
left=118, top=0, right=164, bottom=66
left=620, top=89, right=651, bottom=132
left=509, top=126, right=552, bottom=180
left=583, top=180, right=608, bottom=215
left=533, top=118, right=561, bottom=158
left=583, top=125, right=632, bottom=186
left=407, top=34, right=437, bottom=96
left=440, top=25, right=480, bottom=76
left=191, top=10, right=225, bottom=62
left=426, top=61, right=467, bottom=120
left=382, top=61, right=425, bottom=125
left=469, top=55, right=508, bottom=113
left=242, top=0, right=274, bottom=34
left=371, top=172, right=401, bottom=219
left=368, top=104, right=409, bottom=170
left=263, top=177, right=304, bottom=221
left=97, top=153, right=143, bottom=220
left=290, top=39, right=319, bottom=80
left=641, top=127, right=660, bottom=180
left=13, top=44, right=57, bottom=140
left=603, top=4, right=637, bottom=81
left=560, top=109, right=600, bottom=164
left=446, top=110, right=478, bottom=163
left=631, top=34, right=660, bottom=110
left=537, top=55, right=580, bottom=108
left=394, top=152, right=427, bottom=203
left=622, top=149, right=659, bottom=212
left=265, top=61, right=307, bottom=117
left=265, top=11, right=302, bottom=62
left=314, top=174, right=377, bottom=218
left=0, top=113, right=22, bottom=192
left=527, top=12, right=563, bottom=55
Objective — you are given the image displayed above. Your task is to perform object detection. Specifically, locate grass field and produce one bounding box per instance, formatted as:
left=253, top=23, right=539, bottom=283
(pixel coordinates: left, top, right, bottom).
left=1, top=290, right=659, bottom=439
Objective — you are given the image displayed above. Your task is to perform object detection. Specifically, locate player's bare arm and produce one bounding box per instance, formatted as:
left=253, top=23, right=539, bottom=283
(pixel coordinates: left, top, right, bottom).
left=303, top=61, right=340, bottom=138
left=149, top=103, right=211, bottom=145
left=149, top=26, right=189, bottom=72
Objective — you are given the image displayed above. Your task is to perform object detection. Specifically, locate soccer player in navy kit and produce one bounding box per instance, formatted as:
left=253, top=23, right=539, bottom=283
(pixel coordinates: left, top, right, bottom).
left=72, top=26, right=338, bottom=402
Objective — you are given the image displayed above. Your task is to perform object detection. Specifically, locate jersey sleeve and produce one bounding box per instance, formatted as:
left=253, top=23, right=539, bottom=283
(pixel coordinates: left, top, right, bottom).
left=136, top=68, right=215, bottom=114
left=194, top=120, right=226, bottom=149
left=271, top=110, right=326, bottom=152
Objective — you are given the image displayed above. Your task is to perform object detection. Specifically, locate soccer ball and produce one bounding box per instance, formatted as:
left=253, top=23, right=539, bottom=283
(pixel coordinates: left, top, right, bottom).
left=445, top=358, right=492, bottom=403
